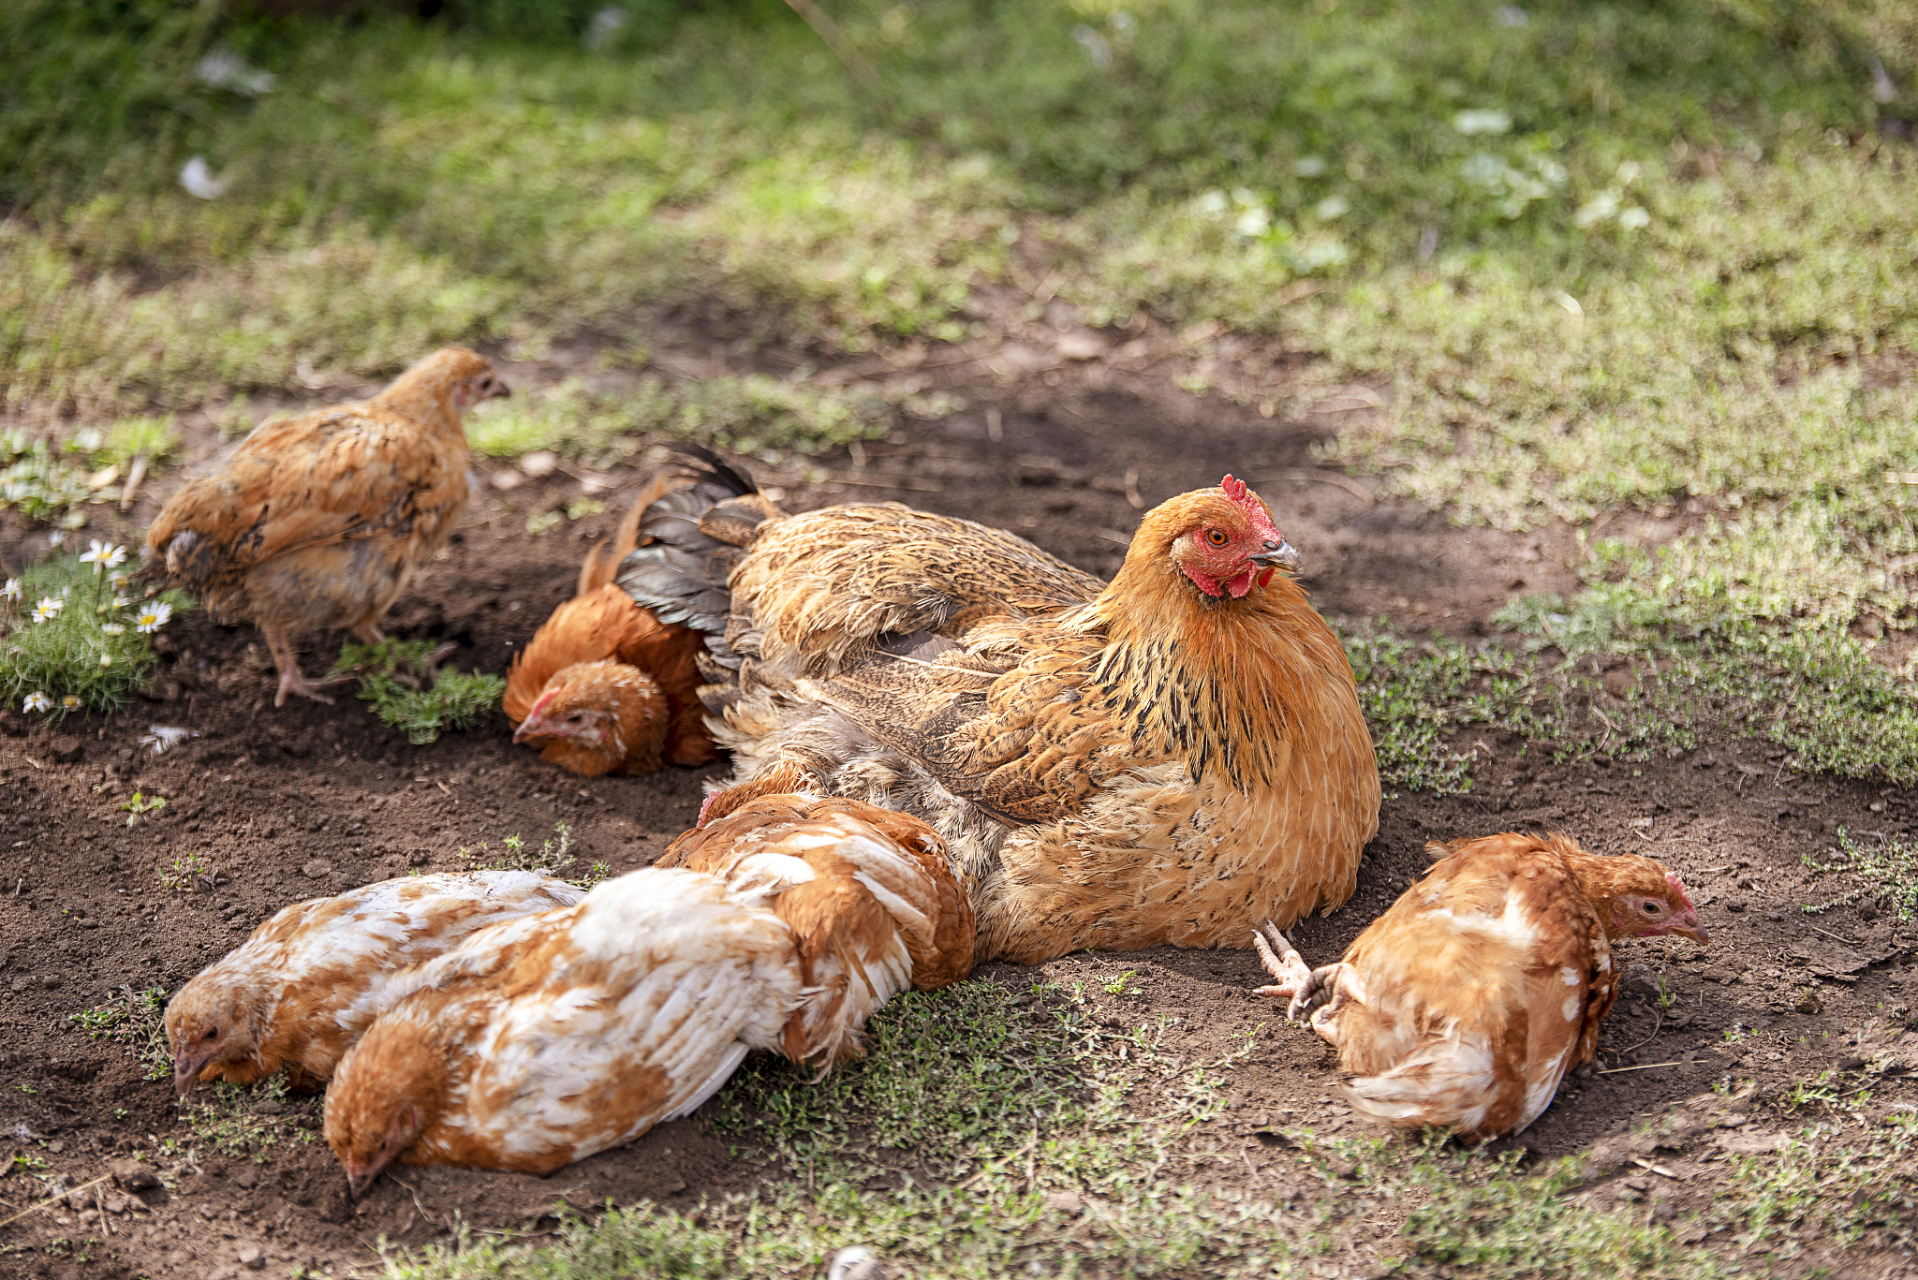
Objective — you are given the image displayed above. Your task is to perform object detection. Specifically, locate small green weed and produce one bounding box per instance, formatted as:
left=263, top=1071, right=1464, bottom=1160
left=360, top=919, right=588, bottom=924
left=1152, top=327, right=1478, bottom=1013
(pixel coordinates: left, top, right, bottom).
left=121, top=790, right=167, bottom=826
left=67, top=984, right=171, bottom=1082
left=1803, top=829, right=1918, bottom=923
left=458, top=822, right=603, bottom=887
left=332, top=638, right=505, bottom=746
left=1, top=545, right=189, bottom=719
left=156, top=850, right=212, bottom=894
left=178, top=1075, right=314, bottom=1163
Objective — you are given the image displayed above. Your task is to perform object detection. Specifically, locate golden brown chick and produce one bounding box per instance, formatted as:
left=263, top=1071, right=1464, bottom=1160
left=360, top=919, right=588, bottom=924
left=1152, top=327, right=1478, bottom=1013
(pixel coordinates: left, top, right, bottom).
left=661, top=793, right=976, bottom=1065
left=1253, top=832, right=1709, bottom=1141
left=164, top=871, right=583, bottom=1094
left=145, top=347, right=507, bottom=705
left=504, top=472, right=717, bottom=776
left=621, top=459, right=1380, bottom=965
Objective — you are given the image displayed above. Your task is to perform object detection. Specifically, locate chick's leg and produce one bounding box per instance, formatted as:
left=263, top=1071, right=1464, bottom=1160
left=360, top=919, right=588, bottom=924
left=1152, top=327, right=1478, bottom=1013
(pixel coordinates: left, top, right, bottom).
left=349, top=623, right=387, bottom=646
left=261, top=623, right=337, bottom=707
left=1252, top=924, right=1350, bottom=1035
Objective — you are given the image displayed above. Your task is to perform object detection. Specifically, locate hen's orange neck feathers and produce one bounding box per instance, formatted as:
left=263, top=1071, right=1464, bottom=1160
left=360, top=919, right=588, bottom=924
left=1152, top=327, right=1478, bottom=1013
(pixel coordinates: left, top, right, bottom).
left=1071, top=478, right=1354, bottom=791
left=367, top=347, right=506, bottom=435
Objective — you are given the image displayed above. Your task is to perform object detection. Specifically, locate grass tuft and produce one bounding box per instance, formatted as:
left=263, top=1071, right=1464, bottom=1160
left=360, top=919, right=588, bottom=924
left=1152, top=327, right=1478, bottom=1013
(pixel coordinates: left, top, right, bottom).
left=333, top=638, right=505, bottom=746
left=67, top=984, right=171, bottom=1083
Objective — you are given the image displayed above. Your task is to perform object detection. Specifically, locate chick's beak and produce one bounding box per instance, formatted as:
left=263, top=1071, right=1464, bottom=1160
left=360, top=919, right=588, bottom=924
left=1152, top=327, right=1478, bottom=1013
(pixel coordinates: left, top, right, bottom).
left=344, top=1160, right=378, bottom=1201
left=1249, top=538, right=1301, bottom=572
left=1670, top=912, right=1710, bottom=945
left=173, top=1049, right=211, bottom=1096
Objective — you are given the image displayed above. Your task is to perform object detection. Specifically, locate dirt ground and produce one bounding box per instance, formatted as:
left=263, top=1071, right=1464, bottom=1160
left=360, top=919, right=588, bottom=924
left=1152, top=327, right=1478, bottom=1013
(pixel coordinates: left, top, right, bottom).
left=1, top=314, right=1914, bottom=1279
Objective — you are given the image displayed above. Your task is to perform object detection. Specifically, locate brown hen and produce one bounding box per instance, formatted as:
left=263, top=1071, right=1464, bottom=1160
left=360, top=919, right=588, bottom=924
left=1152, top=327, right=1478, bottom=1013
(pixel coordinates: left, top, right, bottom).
left=619, top=457, right=1381, bottom=964
left=503, top=471, right=719, bottom=776
left=145, top=347, right=507, bottom=705
left=1253, top=831, right=1709, bottom=1141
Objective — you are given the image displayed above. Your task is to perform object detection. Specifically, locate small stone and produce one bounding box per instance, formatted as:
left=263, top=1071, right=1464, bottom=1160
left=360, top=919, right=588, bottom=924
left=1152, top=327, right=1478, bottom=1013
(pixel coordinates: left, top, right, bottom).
left=232, top=1165, right=260, bottom=1187
left=301, top=858, right=335, bottom=879
left=1726, top=901, right=1745, bottom=913
left=237, top=1244, right=266, bottom=1270
left=1796, top=990, right=1824, bottom=1016
left=111, top=1159, right=159, bottom=1192
left=1044, top=1190, right=1085, bottom=1216
left=49, top=735, right=84, bottom=764
left=47, top=1140, right=65, bottom=1155
left=248, top=1100, right=284, bottom=1117
left=520, top=450, right=559, bottom=478
left=42, top=976, right=61, bottom=989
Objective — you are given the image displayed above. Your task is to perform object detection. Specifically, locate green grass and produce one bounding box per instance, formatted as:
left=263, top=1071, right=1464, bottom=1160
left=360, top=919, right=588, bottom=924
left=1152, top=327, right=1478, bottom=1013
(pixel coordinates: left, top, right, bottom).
left=0, top=546, right=190, bottom=719
left=332, top=638, right=507, bottom=746
left=464, top=373, right=895, bottom=464
left=67, top=984, right=171, bottom=1083
left=1802, top=828, right=1918, bottom=923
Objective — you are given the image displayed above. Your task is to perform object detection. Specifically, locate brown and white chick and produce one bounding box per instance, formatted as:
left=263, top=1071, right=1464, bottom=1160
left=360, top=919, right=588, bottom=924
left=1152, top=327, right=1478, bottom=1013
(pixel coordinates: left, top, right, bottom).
left=165, top=870, right=583, bottom=1094
left=321, top=866, right=804, bottom=1195
left=1253, top=831, right=1708, bottom=1141
left=145, top=346, right=508, bottom=706
left=660, top=793, right=976, bottom=1067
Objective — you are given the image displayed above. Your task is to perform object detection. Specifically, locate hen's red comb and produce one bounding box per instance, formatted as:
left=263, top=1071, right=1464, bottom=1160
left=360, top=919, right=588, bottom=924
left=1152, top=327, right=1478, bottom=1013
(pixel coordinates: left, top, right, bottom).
left=1664, top=869, right=1694, bottom=908
left=1221, top=474, right=1265, bottom=523
left=526, top=687, right=559, bottom=723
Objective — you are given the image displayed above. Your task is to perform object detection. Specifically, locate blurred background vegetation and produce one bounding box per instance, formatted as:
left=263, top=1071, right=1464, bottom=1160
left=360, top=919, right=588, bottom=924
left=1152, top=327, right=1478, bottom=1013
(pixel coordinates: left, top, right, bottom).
left=5, top=0, right=1917, bottom=761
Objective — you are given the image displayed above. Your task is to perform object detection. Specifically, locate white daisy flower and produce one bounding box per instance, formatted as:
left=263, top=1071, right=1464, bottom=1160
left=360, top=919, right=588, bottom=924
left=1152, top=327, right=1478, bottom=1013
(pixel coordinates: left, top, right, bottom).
left=113, top=594, right=133, bottom=609
left=33, top=597, right=64, bottom=623
left=22, top=692, right=52, bottom=713
left=100, top=623, right=126, bottom=636
left=47, top=530, right=66, bottom=548
left=79, top=540, right=127, bottom=573
left=60, top=694, right=82, bottom=711
left=0, top=578, right=19, bottom=601
left=99, top=653, right=113, bottom=668
left=135, top=601, right=173, bottom=633
left=109, top=571, right=129, bottom=590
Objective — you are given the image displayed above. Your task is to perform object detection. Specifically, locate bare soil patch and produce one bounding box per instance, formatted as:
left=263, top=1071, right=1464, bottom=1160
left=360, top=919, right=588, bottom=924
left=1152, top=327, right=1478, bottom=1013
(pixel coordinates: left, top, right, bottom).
left=1, top=330, right=1911, bottom=1279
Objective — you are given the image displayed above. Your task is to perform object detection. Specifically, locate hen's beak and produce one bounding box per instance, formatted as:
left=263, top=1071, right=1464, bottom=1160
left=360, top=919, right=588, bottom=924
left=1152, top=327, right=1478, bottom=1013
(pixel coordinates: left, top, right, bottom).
left=489, top=378, right=511, bottom=401
left=1249, top=538, right=1301, bottom=572
left=512, top=716, right=547, bottom=744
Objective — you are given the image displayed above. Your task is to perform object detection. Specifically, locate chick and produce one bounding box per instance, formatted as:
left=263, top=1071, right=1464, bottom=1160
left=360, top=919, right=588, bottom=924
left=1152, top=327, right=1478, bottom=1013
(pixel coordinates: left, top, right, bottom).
left=165, top=870, right=582, bottom=1093
left=145, top=347, right=507, bottom=705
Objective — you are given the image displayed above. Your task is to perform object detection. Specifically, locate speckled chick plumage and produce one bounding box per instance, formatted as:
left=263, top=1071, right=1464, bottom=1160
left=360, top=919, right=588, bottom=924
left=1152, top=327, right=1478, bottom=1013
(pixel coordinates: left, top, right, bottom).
left=661, top=793, right=977, bottom=1064
left=164, top=870, right=583, bottom=1094
left=1253, top=831, right=1709, bottom=1141
left=321, top=867, right=802, bottom=1194
left=321, top=802, right=977, bottom=1194
left=619, top=459, right=1380, bottom=964
left=145, top=347, right=506, bottom=702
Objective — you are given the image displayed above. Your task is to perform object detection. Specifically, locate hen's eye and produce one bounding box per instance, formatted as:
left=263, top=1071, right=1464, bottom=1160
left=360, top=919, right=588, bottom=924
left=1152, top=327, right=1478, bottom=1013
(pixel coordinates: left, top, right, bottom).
left=1205, top=529, right=1228, bottom=547
left=203, top=1028, right=219, bottom=1040
left=1641, top=901, right=1659, bottom=913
